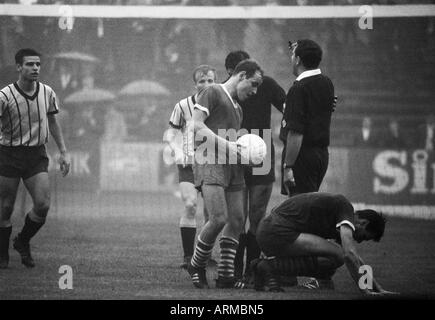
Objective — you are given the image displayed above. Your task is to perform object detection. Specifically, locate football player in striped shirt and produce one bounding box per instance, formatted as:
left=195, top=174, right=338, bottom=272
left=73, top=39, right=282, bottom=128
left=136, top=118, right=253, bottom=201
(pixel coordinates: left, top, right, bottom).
left=164, top=65, right=217, bottom=269
left=0, top=48, right=70, bottom=269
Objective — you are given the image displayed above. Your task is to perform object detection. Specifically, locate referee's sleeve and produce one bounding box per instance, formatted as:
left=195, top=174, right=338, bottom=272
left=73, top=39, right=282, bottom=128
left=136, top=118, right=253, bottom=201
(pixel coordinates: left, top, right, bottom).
left=286, top=85, right=306, bottom=134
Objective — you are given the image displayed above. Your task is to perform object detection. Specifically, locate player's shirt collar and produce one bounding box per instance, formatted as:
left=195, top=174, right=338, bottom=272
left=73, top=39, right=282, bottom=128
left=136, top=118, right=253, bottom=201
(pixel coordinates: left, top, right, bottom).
left=295, top=69, right=321, bottom=82
left=14, top=82, right=40, bottom=101
left=219, top=84, right=239, bottom=110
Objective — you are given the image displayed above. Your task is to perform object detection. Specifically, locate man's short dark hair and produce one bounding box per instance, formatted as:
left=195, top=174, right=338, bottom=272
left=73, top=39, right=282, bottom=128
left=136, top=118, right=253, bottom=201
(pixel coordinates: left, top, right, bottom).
left=15, top=48, right=41, bottom=65
left=291, top=39, right=322, bottom=69
left=192, top=64, right=216, bottom=83
left=225, top=50, right=250, bottom=71
left=232, top=59, right=263, bottom=79
left=356, top=209, right=387, bottom=242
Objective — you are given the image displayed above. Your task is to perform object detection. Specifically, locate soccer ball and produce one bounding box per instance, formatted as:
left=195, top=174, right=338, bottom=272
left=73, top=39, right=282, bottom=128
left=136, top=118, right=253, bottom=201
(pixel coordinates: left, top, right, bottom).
left=236, top=134, right=267, bottom=165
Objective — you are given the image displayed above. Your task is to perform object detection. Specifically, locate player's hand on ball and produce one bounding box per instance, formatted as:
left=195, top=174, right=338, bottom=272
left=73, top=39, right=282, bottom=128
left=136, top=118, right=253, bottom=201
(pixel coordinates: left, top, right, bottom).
left=58, top=152, right=70, bottom=177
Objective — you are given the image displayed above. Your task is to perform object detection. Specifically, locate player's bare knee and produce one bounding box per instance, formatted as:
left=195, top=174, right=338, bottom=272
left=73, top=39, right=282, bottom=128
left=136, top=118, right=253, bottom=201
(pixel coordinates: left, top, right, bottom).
left=209, top=213, right=226, bottom=229
left=228, top=214, right=244, bottom=232
left=184, top=200, right=197, bottom=216
left=33, top=202, right=50, bottom=217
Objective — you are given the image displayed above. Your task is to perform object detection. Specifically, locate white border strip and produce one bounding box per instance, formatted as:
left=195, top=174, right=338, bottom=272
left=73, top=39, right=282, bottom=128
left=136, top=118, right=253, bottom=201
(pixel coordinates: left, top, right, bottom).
left=1, top=4, right=435, bottom=19
left=352, top=203, right=435, bottom=220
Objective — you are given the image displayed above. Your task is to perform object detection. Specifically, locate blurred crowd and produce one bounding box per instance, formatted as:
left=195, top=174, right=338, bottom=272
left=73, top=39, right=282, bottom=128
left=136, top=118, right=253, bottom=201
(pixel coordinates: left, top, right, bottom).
left=1, top=0, right=435, bottom=5
left=0, top=1, right=434, bottom=149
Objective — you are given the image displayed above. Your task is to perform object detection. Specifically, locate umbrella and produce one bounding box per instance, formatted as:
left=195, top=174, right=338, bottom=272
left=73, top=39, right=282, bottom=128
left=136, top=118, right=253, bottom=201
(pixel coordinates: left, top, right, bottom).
left=119, top=80, right=170, bottom=97
left=52, top=51, right=100, bottom=63
left=64, top=88, right=116, bottom=104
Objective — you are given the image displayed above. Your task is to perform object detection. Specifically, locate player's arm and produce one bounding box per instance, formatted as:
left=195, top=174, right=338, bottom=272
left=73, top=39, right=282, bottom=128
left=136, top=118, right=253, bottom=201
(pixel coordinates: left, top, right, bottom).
left=339, top=225, right=391, bottom=295
left=164, top=127, right=180, bottom=152
left=164, top=126, right=185, bottom=165
left=282, top=84, right=305, bottom=188
left=268, top=78, right=286, bottom=113
left=284, top=130, right=303, bottom=167
left=189, top=110, right=239, bottom=160
left=48, top=114, right=70, bottom=177
left=283, top=130, right=303, bottom=189
left=0, top=91, right=7, bottom=118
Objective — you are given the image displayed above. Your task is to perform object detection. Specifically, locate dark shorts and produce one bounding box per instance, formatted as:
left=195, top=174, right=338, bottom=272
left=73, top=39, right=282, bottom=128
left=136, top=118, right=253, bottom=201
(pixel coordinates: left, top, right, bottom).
left=193, top=164, right=244, bottom=192
left=0, top=145, right=49, bottom=180
left=256, top=214, right=300, bottom=257
left=281, top=146, right=329, bottom=196
left=177, top=164, right=194, bottom=184
left=244, top=143, right=275, bottom=186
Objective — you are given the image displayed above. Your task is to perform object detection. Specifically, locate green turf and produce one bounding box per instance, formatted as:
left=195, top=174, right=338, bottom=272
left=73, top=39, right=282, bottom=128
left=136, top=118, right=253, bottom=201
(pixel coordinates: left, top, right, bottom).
left=1, top=192, right=435, bottom=300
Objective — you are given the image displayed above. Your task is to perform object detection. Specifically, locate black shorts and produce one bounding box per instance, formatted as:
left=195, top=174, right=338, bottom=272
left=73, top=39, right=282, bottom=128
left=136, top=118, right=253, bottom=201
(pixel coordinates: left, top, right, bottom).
left=244, top=143, right=275, bottom=186
left=177, top=164, right=194, bottom=184
left=256, top=214, right=300, bottom=257
left=0, top=145, right=49, bottom=180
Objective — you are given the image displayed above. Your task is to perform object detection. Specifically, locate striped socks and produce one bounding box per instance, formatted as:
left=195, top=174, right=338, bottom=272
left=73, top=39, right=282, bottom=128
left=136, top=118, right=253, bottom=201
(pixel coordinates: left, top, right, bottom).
left=217, top=237, right=239, bottom=279
left=191, top=237, right=214, bottom=269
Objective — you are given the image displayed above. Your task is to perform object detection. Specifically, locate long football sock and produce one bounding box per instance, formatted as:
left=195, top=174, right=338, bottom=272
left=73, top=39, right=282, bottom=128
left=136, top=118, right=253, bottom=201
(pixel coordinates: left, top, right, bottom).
left=18, top=212, right=45, bottom=243
left=0, top=226, right=12, bottom=257
left=217, top=237, right=239, bottom=279
left=191, top=236, right=214, bottom=269
left=180, top=227, right=196, bottom=258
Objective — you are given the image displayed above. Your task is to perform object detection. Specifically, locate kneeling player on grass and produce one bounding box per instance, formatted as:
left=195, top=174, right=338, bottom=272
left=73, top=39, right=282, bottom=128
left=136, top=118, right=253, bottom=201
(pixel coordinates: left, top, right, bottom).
left=252, top=192, right=395, bottom=296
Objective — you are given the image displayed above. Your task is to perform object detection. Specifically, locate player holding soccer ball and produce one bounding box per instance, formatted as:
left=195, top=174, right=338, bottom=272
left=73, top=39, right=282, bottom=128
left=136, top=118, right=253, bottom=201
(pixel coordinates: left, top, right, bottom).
left=164, top=65, right=217, bottom=269
left=223, top=51, right=286, bottom=284
left=186, top=59, right=263, bottom=289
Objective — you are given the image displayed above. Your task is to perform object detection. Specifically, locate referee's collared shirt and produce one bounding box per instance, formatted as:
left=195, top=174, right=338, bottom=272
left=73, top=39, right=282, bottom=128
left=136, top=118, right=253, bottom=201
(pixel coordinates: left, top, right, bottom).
left=0, top=82, right=59, bottom=147
left=280, top=69, right=334, bottom=148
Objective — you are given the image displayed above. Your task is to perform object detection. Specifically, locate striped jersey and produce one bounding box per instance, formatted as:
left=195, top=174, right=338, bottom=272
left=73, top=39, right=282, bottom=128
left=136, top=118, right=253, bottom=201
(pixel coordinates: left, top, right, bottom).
left=168, top=95, right=196, bottom=165
left=0, top=82, right=59, bottom=147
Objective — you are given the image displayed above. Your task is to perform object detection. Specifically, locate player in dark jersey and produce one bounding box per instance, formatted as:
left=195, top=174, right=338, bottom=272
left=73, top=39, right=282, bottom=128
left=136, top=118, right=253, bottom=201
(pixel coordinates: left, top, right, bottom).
left=223, top=51, right=286, bottom=283
left=186, top=59, right=264, bottom=289
left=0, top=49, right=70, bottom=269
left=251, top=192, right=395, bottom=296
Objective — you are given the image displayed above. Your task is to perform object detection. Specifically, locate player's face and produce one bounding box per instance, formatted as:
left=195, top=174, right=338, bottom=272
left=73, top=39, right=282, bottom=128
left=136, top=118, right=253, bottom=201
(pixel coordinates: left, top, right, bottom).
left=194, top=71, right=216, bottom=92
left=18, top=56, right=41, bottom=82
left=354, top=219, right=374, bottom=243
left=236, top=71, right=262, bottom=101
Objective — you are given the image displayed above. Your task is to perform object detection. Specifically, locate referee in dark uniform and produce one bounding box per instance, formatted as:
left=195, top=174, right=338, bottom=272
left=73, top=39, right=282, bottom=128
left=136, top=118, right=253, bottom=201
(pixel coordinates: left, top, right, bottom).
left=0, top=49, right=70, bottom=269
left=280, top=40, right=335, bottom=196
left=223, top=51, right=286, bottom=280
